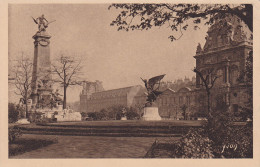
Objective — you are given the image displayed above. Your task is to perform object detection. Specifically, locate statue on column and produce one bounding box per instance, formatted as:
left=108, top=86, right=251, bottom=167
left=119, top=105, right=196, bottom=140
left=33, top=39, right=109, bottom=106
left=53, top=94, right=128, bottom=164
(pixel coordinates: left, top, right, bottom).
left=32, top=14, right=55, bottom=33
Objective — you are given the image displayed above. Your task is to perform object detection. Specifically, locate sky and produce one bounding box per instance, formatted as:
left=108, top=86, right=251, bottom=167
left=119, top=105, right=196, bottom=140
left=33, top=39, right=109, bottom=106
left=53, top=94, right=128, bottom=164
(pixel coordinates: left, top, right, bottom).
left=8, top=4, right=209, bottom=102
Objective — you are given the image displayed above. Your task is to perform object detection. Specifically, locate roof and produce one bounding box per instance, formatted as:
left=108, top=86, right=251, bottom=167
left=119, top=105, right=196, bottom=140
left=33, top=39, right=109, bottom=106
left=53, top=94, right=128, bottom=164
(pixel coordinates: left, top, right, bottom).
left=91, top=85, right=144, bottom=99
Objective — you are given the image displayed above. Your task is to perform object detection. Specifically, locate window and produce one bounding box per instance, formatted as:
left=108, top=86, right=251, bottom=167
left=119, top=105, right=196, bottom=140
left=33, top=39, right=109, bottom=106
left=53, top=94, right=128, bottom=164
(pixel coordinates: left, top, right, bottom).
left=215, top=69, right=223, bottom=85
left=230, top=66, right=239, bottom=85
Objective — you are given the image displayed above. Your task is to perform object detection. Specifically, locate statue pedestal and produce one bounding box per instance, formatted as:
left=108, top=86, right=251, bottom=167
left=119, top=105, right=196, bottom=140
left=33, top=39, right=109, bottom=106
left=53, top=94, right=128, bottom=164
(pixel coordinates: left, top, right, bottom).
left=16, top=118, right=30, bottom=124
left=121, top=116, right=127, bottom=120
left=142, top=107, right=161, bottom=121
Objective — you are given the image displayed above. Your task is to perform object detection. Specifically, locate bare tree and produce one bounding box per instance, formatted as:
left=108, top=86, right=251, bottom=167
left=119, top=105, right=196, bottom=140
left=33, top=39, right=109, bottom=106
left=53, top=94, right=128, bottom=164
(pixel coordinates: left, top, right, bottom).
left=193, top=68, right=219, bottom=118
left=52, top=55, right=83, bottom=109
left=12, top=54, right=33, bottom=118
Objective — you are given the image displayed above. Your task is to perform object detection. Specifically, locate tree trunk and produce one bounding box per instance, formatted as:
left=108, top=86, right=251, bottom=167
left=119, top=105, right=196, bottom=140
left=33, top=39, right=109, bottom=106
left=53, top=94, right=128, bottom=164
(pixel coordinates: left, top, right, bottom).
left=25, top=99, right=28, bottom=118
left=63, top=85, right=67, bottom=109
left=207, top=91, right=211, bottom=118
left=25, top=91, right=28, bottom=118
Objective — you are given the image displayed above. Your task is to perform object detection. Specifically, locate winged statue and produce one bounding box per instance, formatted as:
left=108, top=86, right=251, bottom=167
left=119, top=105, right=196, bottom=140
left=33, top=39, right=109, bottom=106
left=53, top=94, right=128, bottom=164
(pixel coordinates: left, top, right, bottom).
left=141, top=74, right=166, bottom=106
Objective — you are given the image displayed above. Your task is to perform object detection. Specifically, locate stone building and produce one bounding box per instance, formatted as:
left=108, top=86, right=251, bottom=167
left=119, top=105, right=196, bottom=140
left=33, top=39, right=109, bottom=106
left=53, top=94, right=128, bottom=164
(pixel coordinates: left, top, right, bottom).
left=80, top=15, right=252, bottom=120
left=194, top=15, right=252, bottom=115
left=80, top=84, right=146, bottom=113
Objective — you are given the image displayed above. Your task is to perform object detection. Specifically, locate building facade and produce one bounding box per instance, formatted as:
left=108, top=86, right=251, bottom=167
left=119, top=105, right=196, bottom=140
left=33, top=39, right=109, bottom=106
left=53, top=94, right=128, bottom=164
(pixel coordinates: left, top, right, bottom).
left=194, top=15, right=252, bottom=115
left=80, top=84, right=146, bottom=113
left=80, top=15, right=252, bottom=120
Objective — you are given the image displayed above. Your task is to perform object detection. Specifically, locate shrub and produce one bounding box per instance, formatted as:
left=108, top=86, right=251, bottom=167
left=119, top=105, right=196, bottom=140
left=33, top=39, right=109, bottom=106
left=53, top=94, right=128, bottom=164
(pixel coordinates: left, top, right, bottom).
left=145, top=128, right=214, bottom=158
left=172, top=128, right=214, bottom=158
left=115, top=111, right=123, bottom=120
left=36, top=118, right=57, bottom=124
left=28, top=112, right=57, bottom=123
left=9, top=127, right=22, bottom=143
left=80, top=112, right=88, bottom=117
left=205, top=99, right=253, bottom=158
left=88, top=112, right=106, bottom=120
left=126, top=110, right=140, bottom=120
left=28, top=112, right=44, bottom=123
left=8, top=103, right=20, bottom=123
left=146, top=98, right=253, bottom=158
left=210, top=124, right=253, bottom=158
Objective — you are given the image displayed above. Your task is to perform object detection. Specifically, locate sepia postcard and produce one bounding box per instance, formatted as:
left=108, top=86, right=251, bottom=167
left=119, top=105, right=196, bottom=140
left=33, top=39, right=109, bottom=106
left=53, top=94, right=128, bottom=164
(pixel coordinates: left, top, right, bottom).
left=1, top=0, right=260, bottom=167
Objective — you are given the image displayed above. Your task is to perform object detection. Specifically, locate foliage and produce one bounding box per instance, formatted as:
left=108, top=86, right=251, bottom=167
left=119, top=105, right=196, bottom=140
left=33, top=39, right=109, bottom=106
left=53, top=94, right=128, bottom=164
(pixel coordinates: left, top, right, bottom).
left=87, top=105, right=141, bottom=120
left=52, top=55, right=83, bottom=109
left=87, top=112, right=106, bottom=121
left=37, top=118, right=57, bottom=124
left=125, top=110, right=140, bottom=120
left=146, top=98, right=252, bottom=158
left=192, top=109, right=207, bottom=118
left=205, top=99, right=234, bottom=157
left=109, top=4, right=252, bottom=41
left=8, top=103, right=19, bottom=123
left=205, top=99, right=253, bottom=158
left=145, top=128, right=214, bottom=158
left=9, top=127, right=22, bottom=143
left=27, top=112, right=56, bottom=123
left=80, top=112, right=88, bottom=117
left=237, top=51, right=253, bottom=121
left=8, top=103, right=24, bottom=123
left=173, top=128, right=214, bottom=158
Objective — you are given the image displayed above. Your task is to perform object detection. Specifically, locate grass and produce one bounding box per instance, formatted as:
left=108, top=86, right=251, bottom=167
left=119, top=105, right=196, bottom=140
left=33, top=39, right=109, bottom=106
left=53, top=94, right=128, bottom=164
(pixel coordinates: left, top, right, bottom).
left=10, top=134, right=180, bottom=158
left=9, top=136, right=58, bottom=157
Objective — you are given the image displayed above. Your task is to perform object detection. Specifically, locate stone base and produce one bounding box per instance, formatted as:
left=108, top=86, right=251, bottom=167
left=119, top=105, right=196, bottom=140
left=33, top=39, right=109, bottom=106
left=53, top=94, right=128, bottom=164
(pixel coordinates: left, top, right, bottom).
left=54, top=111, right=82, bottom=122
left=142, top=107, right=161, bottom=121
left=16, top=118, right=30, bottom=124
left=121, top=116, right=127, bottom=120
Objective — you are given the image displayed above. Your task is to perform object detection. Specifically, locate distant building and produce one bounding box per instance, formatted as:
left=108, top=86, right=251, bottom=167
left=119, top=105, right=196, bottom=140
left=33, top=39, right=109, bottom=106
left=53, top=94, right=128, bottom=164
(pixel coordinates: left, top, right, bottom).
left=80, top=84, right=146, bottom=113
left=80, top=15, right=252, bottom=120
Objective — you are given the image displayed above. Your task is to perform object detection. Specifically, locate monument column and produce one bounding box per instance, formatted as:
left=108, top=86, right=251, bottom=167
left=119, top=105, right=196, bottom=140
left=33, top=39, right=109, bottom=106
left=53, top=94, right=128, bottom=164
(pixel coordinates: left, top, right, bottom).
left=30, top=15, right=53, bottom=108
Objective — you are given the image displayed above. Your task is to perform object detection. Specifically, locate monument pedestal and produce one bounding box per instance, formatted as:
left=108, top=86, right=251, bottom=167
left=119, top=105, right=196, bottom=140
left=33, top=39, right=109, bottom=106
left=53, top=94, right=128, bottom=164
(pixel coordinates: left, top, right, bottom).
left=16, top=118, right=30, bottom=124
left=142, top=107, right=161, bottom=121
left=121, top=116, right=127, bottom=120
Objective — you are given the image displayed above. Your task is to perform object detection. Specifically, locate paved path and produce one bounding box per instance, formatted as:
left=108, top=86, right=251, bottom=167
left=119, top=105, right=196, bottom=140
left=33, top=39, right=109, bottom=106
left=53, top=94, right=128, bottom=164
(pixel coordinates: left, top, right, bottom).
left=11, top=134, right=177, bottom=158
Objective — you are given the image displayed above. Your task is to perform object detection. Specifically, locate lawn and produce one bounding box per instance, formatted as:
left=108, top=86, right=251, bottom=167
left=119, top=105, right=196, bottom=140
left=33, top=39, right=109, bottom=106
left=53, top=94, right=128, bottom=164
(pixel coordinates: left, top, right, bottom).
left=10, top=134, right=179, bottom=158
